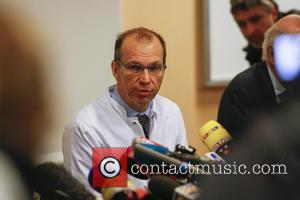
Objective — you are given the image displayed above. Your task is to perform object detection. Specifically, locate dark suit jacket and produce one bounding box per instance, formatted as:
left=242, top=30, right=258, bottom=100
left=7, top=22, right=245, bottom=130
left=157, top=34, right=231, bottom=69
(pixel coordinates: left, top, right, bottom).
left=217, top=62, right=278, bottom=139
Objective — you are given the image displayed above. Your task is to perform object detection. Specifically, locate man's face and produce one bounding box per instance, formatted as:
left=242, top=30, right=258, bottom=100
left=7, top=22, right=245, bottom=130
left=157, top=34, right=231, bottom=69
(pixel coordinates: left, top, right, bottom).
left=233, top=5, right=277, bottom=48
left=112, top=36, right=165, bottom=112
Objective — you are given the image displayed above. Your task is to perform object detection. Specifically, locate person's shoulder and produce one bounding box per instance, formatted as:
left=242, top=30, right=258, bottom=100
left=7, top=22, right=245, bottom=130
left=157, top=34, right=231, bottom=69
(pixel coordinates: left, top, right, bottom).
left=228, top=62, right=267, bottom=88
left=221, top=63, right=269, bottom=103
left=73, top=99, right=101, bottom=121
left=67, top=92, right=110, bottom=128
left=154, top=95, right=179, bottom=107
left=153, top=95, right=181, bottom=113
left=280, top=9, right=300, bottom=18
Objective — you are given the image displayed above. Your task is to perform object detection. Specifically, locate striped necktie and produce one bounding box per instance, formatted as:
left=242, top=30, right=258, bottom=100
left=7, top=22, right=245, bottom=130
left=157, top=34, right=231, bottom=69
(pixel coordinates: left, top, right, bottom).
left=137, top=114, right=150, bottom=138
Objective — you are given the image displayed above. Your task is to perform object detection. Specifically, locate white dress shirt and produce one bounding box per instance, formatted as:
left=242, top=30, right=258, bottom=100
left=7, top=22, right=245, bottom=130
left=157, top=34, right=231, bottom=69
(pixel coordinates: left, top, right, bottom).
left=62, top=85, right=187, bottom=195
left=267, top=66, right=286, bottom=103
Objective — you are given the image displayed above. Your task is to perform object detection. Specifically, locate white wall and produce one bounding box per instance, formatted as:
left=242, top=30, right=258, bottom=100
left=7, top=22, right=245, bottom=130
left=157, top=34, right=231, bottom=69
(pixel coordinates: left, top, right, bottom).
left=2, top=0, right=121, bottom=161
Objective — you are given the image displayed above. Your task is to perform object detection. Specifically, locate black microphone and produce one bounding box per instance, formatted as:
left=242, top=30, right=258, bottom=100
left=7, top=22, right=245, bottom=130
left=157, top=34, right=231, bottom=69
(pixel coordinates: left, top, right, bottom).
left=133, top=137, right=223, bottom=166
left=148, top=175, right=202, bottom=200
left=33, top=162, right=95, bottom=200
left=127, top=145, right=149, bottom=180
left=175, top=144, right=196, bottom=155
left=133, top=143, right=207, bottom=184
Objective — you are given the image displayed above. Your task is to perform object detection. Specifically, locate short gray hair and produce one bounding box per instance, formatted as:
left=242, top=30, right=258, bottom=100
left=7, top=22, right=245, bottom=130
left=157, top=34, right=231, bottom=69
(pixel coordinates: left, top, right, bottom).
left=262, top=25, right=282, bottom=62
left=230, top=0, right=274, bottom=14
left=262, top=15, right=300, bottom=62
left=114, top=27, right=167, bottom=65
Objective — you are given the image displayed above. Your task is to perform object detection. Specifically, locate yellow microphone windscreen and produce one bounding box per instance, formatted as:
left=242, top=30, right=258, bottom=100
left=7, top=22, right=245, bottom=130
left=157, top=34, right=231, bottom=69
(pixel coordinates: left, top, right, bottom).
left=198, top=120, right=232, bottom=152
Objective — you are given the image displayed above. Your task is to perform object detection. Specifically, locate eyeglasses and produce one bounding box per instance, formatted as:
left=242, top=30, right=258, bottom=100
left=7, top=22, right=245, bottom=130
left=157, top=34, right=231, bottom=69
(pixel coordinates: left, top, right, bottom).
left=115, top=59, right=166, bottom=75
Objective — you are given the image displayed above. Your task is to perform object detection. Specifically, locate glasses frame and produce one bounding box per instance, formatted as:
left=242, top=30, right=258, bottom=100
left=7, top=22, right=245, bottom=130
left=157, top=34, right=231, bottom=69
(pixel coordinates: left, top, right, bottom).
left=114, top=59, right=167, bottom=76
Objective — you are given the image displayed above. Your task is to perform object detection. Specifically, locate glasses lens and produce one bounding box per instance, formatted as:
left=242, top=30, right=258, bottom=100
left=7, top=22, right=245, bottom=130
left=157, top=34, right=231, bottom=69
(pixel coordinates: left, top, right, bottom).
left=117, top=59, right=165, bottom=75
left=148, top=64, right=164, bottom=74
left=125, top=63, right=142, bottom=73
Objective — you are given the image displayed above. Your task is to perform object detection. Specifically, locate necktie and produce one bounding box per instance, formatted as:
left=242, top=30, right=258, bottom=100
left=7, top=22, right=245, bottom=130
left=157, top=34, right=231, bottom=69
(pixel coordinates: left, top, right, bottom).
left=137, top=114, right=150, bottom=138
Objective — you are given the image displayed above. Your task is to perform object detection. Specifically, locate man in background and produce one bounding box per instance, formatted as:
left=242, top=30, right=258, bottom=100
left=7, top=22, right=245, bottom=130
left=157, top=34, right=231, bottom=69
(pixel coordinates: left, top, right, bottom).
left=218, top=15, right=300, bottom=139
left=63, top=27, right=187, bottom=193
left=230, top=0, right=300, bottom=65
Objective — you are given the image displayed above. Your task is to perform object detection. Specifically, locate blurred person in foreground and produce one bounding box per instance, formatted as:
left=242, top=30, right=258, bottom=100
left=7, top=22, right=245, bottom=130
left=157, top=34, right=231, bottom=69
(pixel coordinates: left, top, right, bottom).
left=202, top=102, right=300, bottom=200
left=0, top=5, right=96, bottom=200
left=0, top=4, right=48, bottom=200
left=218, top=15, right=300, bottom=139
left=63, top=27, right=187, bottom=194
left=230, top=0, right=300, bottom=65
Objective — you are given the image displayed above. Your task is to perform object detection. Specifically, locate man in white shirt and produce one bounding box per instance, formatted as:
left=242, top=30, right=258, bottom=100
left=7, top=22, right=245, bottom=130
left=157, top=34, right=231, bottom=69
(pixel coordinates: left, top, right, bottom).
left=63, top=27, right=187, bottom=194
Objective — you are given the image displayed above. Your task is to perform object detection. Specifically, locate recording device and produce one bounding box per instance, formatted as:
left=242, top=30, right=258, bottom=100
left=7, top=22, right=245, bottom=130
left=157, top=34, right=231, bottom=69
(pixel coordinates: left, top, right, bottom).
left=33, top=162, right=95, bottom=200
left=274, top=34, right=300, bottom=82
left=148, top=175, right=202, bottom=200
left=198, top=120, right=232, bottom=156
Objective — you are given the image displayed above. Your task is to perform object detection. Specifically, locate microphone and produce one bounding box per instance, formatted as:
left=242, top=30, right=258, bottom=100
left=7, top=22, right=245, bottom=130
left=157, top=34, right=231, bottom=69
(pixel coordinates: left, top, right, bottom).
left=127, top=145, right=151, bottom=180
left=132, top=137, right=177, bottom=166
left=132, top=143, right=206, bottom=184
left=132, top=137, right=161, bottom=146
left=133, top=143, right=185, bottom=169
left=33, top=162, right=95, bottom=200
left=198, top=120, right=233, bottom=156
left=175, top=144, right=196, bottom=155
left=148, top=175, right=202, bottom=200
left=133, top=137, right=223, bottom=165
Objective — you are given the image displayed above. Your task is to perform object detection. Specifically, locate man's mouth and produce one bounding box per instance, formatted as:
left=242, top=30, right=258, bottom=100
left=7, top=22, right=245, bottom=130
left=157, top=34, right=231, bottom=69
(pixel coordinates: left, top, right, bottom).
left=137, top=90, right=151, bottom=97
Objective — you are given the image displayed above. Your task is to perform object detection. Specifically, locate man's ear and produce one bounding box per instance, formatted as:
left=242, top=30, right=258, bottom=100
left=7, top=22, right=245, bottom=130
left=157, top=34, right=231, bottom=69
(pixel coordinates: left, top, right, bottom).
left=111, top=60, right=119, bottom=79
left=271, top=5, right=279, bottom=22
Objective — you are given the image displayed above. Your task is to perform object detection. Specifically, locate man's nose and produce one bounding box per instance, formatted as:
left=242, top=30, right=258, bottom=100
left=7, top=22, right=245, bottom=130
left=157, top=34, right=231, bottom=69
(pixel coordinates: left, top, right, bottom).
left=244, top=23, right=256, bottom=37
left=139, top=68, right=151, bottom=84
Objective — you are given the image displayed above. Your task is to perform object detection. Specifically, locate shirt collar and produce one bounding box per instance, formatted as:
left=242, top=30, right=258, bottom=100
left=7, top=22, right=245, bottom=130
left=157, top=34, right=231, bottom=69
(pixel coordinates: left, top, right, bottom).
left=109, top=85, right=152, bottom=118
left=266, top=65, right=286, bottom=96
